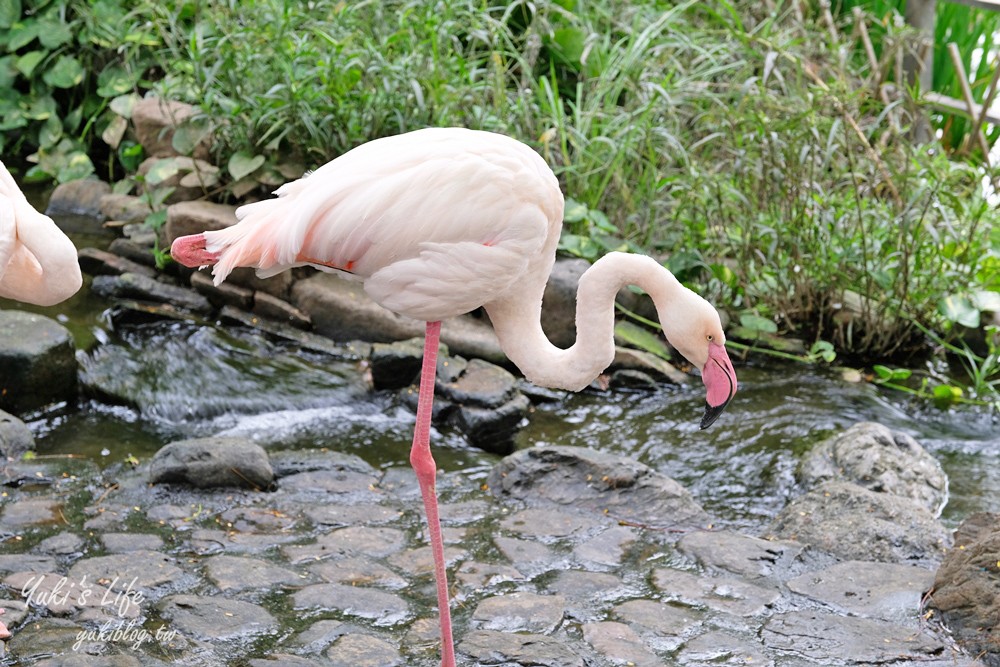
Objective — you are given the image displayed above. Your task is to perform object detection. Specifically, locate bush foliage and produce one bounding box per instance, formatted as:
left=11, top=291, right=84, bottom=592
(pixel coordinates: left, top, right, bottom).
left=1, top=0, right=998, bottom=402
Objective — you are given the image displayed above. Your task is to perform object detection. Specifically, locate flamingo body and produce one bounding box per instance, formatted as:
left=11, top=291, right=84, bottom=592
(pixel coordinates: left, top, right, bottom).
left=0, top=160, right=82, bottom=306
left=171, top=127, right=737, bottom=667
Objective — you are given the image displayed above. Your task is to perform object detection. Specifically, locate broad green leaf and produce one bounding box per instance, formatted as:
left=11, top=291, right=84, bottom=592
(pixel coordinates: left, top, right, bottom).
left=614, top=320, right=672, bottom=361
left=8, top=20, right=40, bottom=50
left=172, top=117, right=213, bottom=155
left=15, top=50, right=45, bottom=78
left=24, top=94, right=56, bottom=120
left=144, top=157, right=181, bottom=185
left=590, top=208, right=617, bottom=234
left=557, top=232, right=600, bottom=260
left=972, top=290, right=1000, bottom=313
left=872, top=364, right=893, bottom=380
left=938, top=294, right=980, bottom=329
left=38, top=115, right=61, bottom=148
left=932, top=383, right=963, bottom=407
left=43, top=55, right=84, bottom=88
left=57, top=151, right=94, bottom=183
left=101, top=114, right=127, bottom=148
left=0, top=55, right=16, bottom=88
left=739, top=313, right=777, bottom=334
left=563, top=198, right=588, bottom=223
left=97, top=65, right=134, bottom=97
left=117, top=141, right=144, bottom=172
left=37, top=18, right=73, bottom=49
left=109, top=93, right=139, bottom=118
left=550, top=27, right=586, bottom=67
left=710, top=262, right=737, bottom=288
left=0, top=0, right=21, bottom=29
left=228, top=151, right=264, bottom=181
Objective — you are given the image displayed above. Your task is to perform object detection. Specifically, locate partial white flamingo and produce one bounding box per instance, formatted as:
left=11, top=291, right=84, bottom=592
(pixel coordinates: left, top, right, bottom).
left=171, top=127, right=737, bottom=667
left=0, top=160, right=82, bottom=306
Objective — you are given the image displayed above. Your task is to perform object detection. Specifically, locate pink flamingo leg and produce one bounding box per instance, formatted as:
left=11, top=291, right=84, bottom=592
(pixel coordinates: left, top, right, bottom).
left=409, top=321, right=456, bottom=667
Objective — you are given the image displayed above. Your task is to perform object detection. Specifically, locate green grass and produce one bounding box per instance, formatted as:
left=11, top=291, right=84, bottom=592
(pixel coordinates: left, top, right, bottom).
left=1, top=0, right=997, bottom=407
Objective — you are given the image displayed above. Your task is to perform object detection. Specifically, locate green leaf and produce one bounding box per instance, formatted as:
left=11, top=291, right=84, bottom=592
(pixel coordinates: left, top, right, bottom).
left=809, top=340, right=836, bottom=363
left=144, top=157, right=181, bottom=185
left=101, top=114, right=127, bottom=148
left=739, top=313, right=778, bottom=334
left=0, top=0, right=21, bottom=29
left=932, top=383, right=963, bottom=407
left=38, top=115, right=61, bottom=148
left=97, top=65, right=134, bottom=97
left=614, top=320, right=672, bottom=361
left=8, top=20, right=40, bottom=50
left=57, top=151, right=94, bottom=183
left=550, top=26, right=587, bottom=67
left=0, top=55, right=16, bottom=89
left=117, top=141, right=144, bottom=172
left=37, top=18, right=73, bottom=49
left=228, top=151, right=264, bottom=181
left=938, top=294, right=980, bottom=329
left=872, top=364, right=893, bottom=380
left=42, top=55, right=84, bottom=88
left=172, top=117, right=212, bottom=155
left=109, top=93, right=139, bottom=118
left=563, top=198, right=588, bottom=224
left=972, top=290, right=1000, bottom=313
left=558, top=232, right=600, bottom=260
left=15, top=50, right=45, bottom=78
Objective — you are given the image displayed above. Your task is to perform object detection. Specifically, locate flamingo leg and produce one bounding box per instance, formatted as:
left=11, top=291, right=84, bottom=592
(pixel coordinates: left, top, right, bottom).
left=409, top=320, right=456, bottom=667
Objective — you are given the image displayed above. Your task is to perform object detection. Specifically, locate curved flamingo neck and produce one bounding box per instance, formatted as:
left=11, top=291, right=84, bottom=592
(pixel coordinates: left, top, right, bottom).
left=484, top=252, right=684, bottom=391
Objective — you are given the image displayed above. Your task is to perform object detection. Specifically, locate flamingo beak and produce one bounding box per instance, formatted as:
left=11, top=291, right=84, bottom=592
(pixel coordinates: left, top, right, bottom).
left=170, top=233, right=220, bottom=268
left=700, top=342, right=737, bottom=429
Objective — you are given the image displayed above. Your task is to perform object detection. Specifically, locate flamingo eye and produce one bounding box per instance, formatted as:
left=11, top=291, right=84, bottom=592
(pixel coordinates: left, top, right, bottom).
left=707, top=334, right=714, bottom=342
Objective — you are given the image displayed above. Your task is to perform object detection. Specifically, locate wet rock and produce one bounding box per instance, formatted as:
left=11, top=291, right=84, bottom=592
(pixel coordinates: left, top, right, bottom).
left=7, top=618, right=86, bottom=663
left=453, top=394, right=530, bottom=455
left=500, top=507, right=604, bottom=541
left=766, top=481, right=951, bottom=566
left=100, top=532, right=163, bottom=553
left=437, top=357, right=517, bottom=408
left=205, top=554, right=303, bottom=593
left=0, top=409, right=34, bottom=459
left=226, top=267, right=295, bottom=300
left=67, top=550, right=189, bottom=595
left=132, top=97, right=210, bottom=160
left=4, top=571, right=130, bottom=617
left=0, top=311, right=77, bottom=414
left=291, top=583, right=409, bottom=625
left=99, top=193, right=153, bottom=224
left=787, top=560, right=934, bottom=622
left=608, top=368, right=659, bottom=390
left=290, top=618, right=355, bottom=650
left=676, top=530, right=806, bottom=582
left=541, top=258, right=589, bottom=348
left=45, top=178, right=111, bottom=218
left=582, top=621, right=662, bottom=667
left=573, top=525, right=638, bottom=568
left=652, top=567, right=780, bottom=616
left=150, top=437, right=274, bottom=490
left=291, top=273, right=505, bottom=363
left=278, top=467, right=381, bottom=499
left=459, top=629, right=586, bottom=667
left=250, top=656, right=327, bottom=667
left=159, top=594, right=278, bottom=640
left=0, top=497, right=62, bottom=528
left=369, top=338, right=438, bottom=389
left=799, top=421, right=948, bottom=516
left=611, top=347, right=690, bottom=385
left=108, top=238, right=158, bottom=267
left=472, top=591, right=565, bottom=633
left=493, top=536, right=558, bottom=574
left=760, top=609, right=947, bottom=663
left=613, top=599, right=701, bottom=648
left=77, top=247, right=158, bottom=278
left=455, top=560, right=526, bottom=592
left=677, top=631, right=767, bottom=665
left=252, top=291, right=311, bottom=329
left=218, top=306, right=365, bottom=357
left=303, top=503, right=402, bottom=528
left=163, top=200, right=237, bottom=245
left=310, top=556, right=408, bottom=589
left=386, top=545, right=465, bottom=576
left=548, top=570, right=626, bottom=613
left=489, top=445, right=710, bottom=529
left=0, top=554, right=57, bottom=574
left=283, top=526, right=407, bottom=565
left=189, top=528, right=299, bottom=556
left=91, top=272, right=212, bottom=313
left=327, top=633, right=402, bottom=667
left=37, top=532, right=84, bottom=555
left=190, top=271, right=254, bottom=309
left=927, top=513, right=1000, bottom=665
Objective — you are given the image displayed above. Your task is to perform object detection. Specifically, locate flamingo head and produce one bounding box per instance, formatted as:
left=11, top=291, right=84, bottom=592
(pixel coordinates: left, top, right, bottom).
left=661, top=294, right=738, bottom=429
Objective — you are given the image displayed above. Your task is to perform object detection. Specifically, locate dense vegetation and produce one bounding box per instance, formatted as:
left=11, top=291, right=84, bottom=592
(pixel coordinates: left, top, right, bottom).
left=1, top=0, right=997, bottom=408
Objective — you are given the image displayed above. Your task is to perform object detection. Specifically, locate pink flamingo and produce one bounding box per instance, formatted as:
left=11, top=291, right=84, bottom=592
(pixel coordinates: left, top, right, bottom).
left=171, top=127, right=737, bottom=667
left=0, top=160, right=82, bottom=306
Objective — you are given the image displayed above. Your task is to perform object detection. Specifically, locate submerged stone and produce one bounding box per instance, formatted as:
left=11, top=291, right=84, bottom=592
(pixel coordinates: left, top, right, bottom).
left=326, top=633, right=402, bottom=667
left=159, top=594, right=278, bottom=641
left=458, top=629, right=586, bottom=667
left=489, top=445, right=710, bottom=529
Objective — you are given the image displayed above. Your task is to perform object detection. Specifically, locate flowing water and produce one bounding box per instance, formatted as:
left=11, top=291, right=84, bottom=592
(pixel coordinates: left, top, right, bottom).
left=3, top=205, right=998, bottom=535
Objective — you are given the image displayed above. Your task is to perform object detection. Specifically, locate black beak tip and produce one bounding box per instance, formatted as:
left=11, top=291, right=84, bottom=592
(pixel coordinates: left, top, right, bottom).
left=700, top=401, right=729, bottom=430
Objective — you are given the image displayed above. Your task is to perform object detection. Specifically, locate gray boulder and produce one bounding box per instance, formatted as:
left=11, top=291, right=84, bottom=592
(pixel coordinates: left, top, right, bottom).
left=766, top=480, right=951, bottom=566
left=150, top=437, right=274, bottom=490
left=0, top=410, right=33, bottom=459
left=0, top=310, right=77, bottom=414
left=799, top=422, right=948, bottom=516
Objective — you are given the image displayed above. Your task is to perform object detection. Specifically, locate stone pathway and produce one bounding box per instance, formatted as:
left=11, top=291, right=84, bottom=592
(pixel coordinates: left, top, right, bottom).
left=0, top=436, right=984, bottom=666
